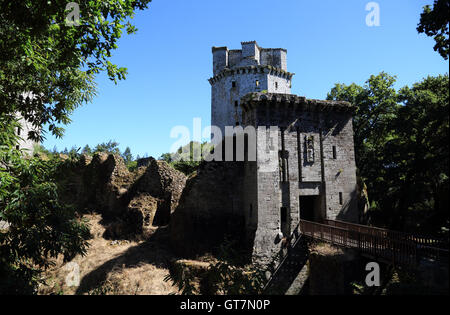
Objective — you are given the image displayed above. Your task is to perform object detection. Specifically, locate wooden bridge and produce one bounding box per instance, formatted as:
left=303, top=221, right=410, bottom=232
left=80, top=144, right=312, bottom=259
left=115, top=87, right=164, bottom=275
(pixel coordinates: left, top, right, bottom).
left=300, top=219, right=449, bottom=266
left=264, top=219, right=448, bottom=293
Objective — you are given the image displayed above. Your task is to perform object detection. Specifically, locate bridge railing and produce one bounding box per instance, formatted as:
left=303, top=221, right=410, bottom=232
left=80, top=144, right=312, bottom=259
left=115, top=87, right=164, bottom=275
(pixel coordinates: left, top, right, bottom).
left=300, top=219, right=420, bottom=266
left=323, top=219, right=449, bottom=260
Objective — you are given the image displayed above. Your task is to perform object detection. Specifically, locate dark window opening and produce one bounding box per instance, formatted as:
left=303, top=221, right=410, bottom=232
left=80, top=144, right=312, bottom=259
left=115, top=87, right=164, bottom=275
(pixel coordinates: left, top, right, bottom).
left=280, top=207, right=287, bottom=224
left=17, top=127, right=21, bottom=136
left=234, top=101, right=238, bottom=107
left=232, top=81, right=236, bottom=88
left=16, top=145, right=19, bottom=150
left=339, top=192, right=343, bottom=205
left=275, top=82, right=278, bottom=90
left=299, top=195, right=319, bottom=221
left=332, top=146, right=337, bottom=159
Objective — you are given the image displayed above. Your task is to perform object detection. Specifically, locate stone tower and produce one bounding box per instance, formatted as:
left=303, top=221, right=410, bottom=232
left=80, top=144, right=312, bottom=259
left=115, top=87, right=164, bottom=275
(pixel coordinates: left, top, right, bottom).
left=209, top=41, right=295, bottom=135
left=16, top=114, right=39, bottom=154
left=202, top=41, right=359, bottom=266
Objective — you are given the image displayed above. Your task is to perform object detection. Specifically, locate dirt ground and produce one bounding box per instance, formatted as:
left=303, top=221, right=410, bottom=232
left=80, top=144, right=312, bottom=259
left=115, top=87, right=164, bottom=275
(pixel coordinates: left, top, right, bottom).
left=38, top=214, right=180, bottom=295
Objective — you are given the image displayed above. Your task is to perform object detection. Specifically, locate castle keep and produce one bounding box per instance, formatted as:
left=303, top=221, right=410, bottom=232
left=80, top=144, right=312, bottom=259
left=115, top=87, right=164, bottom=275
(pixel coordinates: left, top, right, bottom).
left=209, top=41, right=294, bottom=135
left=209, top=42, right=359, bottom=265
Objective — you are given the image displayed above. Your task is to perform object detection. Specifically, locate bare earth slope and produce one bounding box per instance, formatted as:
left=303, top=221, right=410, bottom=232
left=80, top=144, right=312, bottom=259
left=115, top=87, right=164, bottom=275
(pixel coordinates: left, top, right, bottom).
left=38, top=214, right=179, bottom=295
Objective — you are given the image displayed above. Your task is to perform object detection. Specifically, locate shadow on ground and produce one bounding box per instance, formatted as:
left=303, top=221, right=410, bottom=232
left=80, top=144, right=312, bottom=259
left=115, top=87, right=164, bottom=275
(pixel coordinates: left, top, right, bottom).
left=75, top=226, right=177, bottom=295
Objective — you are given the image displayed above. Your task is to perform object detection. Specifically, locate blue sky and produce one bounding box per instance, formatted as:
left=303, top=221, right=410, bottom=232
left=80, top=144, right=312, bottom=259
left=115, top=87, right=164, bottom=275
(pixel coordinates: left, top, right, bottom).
left=43, top=0, right=449, bottom=158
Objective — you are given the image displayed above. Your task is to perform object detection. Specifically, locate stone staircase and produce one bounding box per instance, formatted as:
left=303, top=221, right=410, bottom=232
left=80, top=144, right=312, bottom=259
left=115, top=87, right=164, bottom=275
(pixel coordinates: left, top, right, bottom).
left=264, top=235, right=310, bottom=295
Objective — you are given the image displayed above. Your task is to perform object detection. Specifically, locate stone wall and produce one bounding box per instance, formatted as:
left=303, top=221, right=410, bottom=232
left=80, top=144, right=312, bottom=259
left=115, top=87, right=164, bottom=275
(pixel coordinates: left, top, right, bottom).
left=308, top=243, right=362, bottom=295
left=16, top=114, right=39, bottom=154
left=240, top=93, right=359, bottom=265
left=58, top=154, right=186, bottom=237
left=321, top=112, right=359, bottom=222
left=212, top=41, right=288, bottom=73
left=169, top=161, right=248, bottom=258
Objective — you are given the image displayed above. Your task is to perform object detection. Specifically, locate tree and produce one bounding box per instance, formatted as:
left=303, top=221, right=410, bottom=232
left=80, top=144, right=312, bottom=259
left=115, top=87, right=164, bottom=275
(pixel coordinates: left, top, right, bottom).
left=0, top=0, right=153, bottom=294
left=394, top=74, right=449, bottom=232
left=327, top=72, right=399, bottom=204
left=81, top=144, right=92, bottom=155
left=94, top=140, right=120, bottom=155
left=0, top=119, right=90, bottom=293
left=0, top=0, right=152, bottom=140
left=121, top=147, right=133, bottom=164
left=327, top=73, right=449, bottom=234
left=417, top=0, right=450, bottom=60
left=159, top=142, right=213, bottom=176
left=69, top=145, right=80, bottom=155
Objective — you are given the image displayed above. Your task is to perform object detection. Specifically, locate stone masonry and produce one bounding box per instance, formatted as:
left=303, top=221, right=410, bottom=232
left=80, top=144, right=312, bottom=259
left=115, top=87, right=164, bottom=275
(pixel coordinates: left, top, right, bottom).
left=209, top=42, right=359, bottom=266
left=240, top=93, right=358, bottom=265
left=16, top=114, right=39, bottom=153
left=209, top=41, right=294, bottom=136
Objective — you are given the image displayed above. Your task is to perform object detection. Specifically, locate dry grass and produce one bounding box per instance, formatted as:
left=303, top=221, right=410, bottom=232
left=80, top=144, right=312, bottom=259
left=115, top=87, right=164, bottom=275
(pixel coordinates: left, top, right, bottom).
left=310, top=242, right=344, bottom=256
left=38, top=214, right=179, bottom=295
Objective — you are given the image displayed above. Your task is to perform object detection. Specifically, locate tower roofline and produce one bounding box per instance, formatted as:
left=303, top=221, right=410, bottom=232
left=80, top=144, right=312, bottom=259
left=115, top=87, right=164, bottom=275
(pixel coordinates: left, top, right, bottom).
left=241, top=40, right=261, bottom=49
left=212, top=46, right=228, bottom=53
left=261, top=47, right=288, bottom=52
left=240, top=92, right=355, bottom=113
left=208, top=65, right=295, bottom=85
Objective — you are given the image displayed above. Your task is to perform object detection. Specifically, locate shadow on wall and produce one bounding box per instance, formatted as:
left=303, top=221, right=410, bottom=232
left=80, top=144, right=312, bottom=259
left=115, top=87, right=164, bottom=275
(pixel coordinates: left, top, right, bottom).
left=168, top=161, right=251, bottom=261
left=336, top=189, right=359, bottom=223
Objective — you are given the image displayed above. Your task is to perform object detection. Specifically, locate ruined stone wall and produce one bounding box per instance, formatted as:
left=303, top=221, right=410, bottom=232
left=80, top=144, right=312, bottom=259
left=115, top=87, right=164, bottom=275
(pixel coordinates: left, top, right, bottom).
left=169, top=161, right=248, bottom=258
left=58, top=154, right=186, bottom=237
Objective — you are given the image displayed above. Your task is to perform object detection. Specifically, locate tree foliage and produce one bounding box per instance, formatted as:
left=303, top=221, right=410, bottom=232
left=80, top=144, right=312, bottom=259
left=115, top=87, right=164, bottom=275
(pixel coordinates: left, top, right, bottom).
left=93, top=140, right=120, bottom=155
left=327, top=73, right=449, bottom=234
left=121, top=146, right=133, bottom=164
left=0, top=0, right=152, bottom=140
left=417, top=0, right=450, bottom=60
left=159, top=141, right=212, bottom=176
left=0, top=118, right=90, bottom=294
left=0, top=0, right=152, bottom=294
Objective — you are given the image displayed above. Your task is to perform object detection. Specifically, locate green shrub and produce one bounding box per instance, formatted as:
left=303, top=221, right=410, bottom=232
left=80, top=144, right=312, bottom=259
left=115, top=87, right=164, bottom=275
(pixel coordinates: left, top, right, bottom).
left=0, top=116, right=90, bottom=294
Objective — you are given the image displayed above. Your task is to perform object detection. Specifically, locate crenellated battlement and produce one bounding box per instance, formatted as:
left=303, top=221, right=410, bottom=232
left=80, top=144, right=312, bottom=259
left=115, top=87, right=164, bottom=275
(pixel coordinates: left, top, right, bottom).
left=210, top=41, right=294, bottom=133
left=208, top=65, right=294, bottom=85
left=212, top=41, right=288, bottom=75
